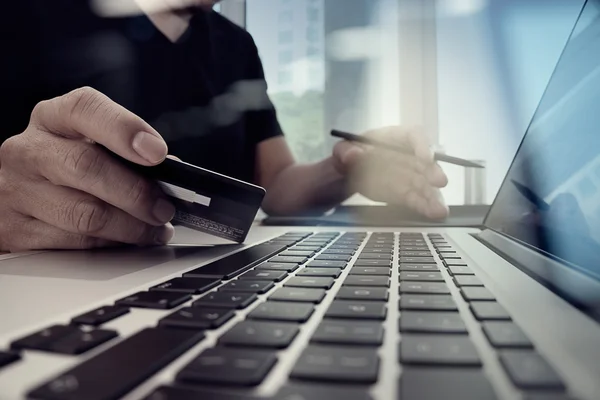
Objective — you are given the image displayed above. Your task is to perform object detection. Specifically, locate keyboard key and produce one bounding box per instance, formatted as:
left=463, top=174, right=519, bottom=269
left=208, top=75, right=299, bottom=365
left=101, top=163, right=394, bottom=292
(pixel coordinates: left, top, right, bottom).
left=358, top=253, right=392, bottom=260
left=350, top=267, right=391, bottom=276
left=279, top=250, right=315, bottom=258
left=239, top=270, right=288, bottom=282
left=289, top=246, right=321, bottom=253
left=0, top=351, right=20, bottom=370
left=461, top=287, right=495, bottom=301
left=193, top=292, right=257, bottom=309
left=448, top=266, right=474, bottom=275
left=399, top=264, right=439, bottom=271
left=366, top=244, right=394, bottom=249
left=296, top=268, right=342, bottom=278
left=177, top=348, right=276, bottom=386
left=285, top=231, right=314, bottom=237
left=11, top=325, right=80, bottom=351
left=269, top=256, right=308, bottom=264
left=399, top=312, right=467, bottom=334
left=454, top=275, right=484, bottom=286
left=441, top=254, right=463, bottom=260
left=444, top=260, right=468, bottom=267
left=399, top=282, right=450, bottom=295
left=499, top=351, right=565, bottom=390
left=184, top=243, right=287, bottom=279
left=336, top=287, right=388, bottom=301
left=311, top=321, right=383, bottom=346
left=269, top=288, right=326, bottom=303
left=116, top=291, right=190, bottom=309
left=400, top=335, right=481, bottom=366
left=145, top=387, right=261, bottom=399
left=275, top=384, right=373, bottom=400
left=303, top=240, right=330, bottom=246
left=296, top=243, right=325, bottom=249
left=150, top=277, right=220, bottom=294
left=400, top=246, right=429, bottom=251
left=307, top=260, right=347, bottom=269
left=219, top=321, right=299, bottom=348
left=28, top=328, right=204, bottom=400
left=400, top=257, right=436, bottom=264
left=400, top=368, right=498, bottom=400
left=359, top=248, right=392, bottom=254
left=248, top=302, right=314, bottom=322
left=316, top=254, right=352, bottom=262
left=159, top=307, right=234, bottom=329
left=523, top=394, right=575, bottom=400
left=72, top=306, right=129, bottom=326
left=328, top=245, right=359, bottom=250
left=399, top=251, right=432, bottom=257
left=369, top=240, right=394, bottom=246
left=353, top=260, right=392, bottom=267
left=285, top=277, right=334, bottom=289
left=325, top=301, right=387, bottom=320
left=344, top=275, right=390, bottom=287
left=470, top=302, right=511, bottom=320
left=322, top=249, right=355, bottom=255
left=256, top=262, right=299, bottom=272
left=49, top=329, right=118, bottom=355
left=482, top=322, right=533, bottom=348
left=399, top=271, right=444, bottom=282
left=400, top=295, right=458, bottom=311
left=266, top=240, right=297, bottom=247
left=219, top=280, right=275, bottom=294
left=291, top=346, right=379, bottom=383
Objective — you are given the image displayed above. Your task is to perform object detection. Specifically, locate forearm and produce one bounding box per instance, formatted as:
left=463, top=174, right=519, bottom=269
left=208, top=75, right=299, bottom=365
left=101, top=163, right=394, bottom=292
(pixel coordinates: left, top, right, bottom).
left=261, top=157, right=352, bottom=216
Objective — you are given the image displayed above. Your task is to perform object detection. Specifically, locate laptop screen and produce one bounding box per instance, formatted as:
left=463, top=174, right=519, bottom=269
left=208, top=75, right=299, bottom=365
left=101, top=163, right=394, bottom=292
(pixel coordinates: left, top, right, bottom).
left=485, top=0, right=600, bottom=282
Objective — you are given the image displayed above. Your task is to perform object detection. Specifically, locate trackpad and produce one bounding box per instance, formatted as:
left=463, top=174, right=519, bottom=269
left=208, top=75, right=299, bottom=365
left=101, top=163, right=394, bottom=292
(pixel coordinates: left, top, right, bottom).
left=0, top=246, right=201, bottom=281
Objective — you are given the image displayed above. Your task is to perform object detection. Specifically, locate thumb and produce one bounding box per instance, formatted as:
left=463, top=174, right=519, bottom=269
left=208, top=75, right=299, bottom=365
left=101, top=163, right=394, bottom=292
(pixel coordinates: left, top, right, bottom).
left=332, top=141, right=365, bottom=175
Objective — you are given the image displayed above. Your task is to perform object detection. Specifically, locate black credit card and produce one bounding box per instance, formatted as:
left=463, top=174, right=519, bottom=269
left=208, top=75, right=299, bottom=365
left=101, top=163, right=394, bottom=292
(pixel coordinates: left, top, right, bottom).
left=131, top=158, right=265, bottom=243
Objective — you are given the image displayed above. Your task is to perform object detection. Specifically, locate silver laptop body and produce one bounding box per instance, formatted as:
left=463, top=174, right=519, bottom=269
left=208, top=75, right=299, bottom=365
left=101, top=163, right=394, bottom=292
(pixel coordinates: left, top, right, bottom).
left=1, top=1, right=600, bottom=399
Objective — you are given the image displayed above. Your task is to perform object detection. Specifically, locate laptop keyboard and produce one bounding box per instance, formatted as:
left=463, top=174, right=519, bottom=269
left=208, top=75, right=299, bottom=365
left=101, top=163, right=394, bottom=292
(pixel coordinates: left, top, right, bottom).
left=0, top=231, right=574, bottom=399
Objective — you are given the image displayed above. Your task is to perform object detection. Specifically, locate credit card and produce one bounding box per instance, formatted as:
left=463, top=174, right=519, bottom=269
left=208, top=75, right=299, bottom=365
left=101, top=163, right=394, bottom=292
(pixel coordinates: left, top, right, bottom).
left=129, top=158, right=265, bottom=243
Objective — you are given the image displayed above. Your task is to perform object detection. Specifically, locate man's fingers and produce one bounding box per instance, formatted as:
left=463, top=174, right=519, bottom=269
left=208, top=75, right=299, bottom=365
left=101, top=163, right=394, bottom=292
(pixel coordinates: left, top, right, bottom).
left=426, top=163, right=449, bottom=188
left=364, top=126, right=434, bottom=164
left=12, top=182, right=174, bottom=245
left=332, top=140, right=365, bottom=175
left=30, top=87, right=168, bottom=166
left=404, top=128, right=434, bottom=163
left=28, top=136, right=175, bottom=226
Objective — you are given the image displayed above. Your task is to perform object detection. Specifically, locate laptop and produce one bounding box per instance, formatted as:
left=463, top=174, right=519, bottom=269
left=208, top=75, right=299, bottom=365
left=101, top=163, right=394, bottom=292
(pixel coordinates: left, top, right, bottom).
left=1, top=1, right=600, bottom=399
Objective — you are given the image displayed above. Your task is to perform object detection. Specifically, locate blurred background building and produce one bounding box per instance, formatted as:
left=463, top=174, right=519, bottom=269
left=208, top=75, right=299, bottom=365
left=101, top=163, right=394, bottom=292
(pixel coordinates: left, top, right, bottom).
left=219, top=0, right=586, bottom=205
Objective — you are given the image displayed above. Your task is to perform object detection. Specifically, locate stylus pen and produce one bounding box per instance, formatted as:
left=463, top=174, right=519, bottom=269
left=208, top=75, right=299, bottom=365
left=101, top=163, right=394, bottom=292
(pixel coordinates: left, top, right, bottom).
left=331, top=129, right=485, bottom=169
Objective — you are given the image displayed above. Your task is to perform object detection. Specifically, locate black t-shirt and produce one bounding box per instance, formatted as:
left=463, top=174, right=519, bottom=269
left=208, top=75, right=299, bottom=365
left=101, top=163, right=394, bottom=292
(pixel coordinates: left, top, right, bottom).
left=1, top=1, right=283, bottom=182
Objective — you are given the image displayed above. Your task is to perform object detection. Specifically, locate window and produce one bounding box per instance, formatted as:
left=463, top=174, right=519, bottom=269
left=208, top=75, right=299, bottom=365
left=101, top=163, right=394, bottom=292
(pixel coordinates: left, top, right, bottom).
left=279, top=10, right=293, bottom=24
left=278, top=30, right=293, bottom=45
left=307, top=46, right=320, bottom=57
left=306, top=26, right=319, bottom=43
left=279, top=50, right=293, bottom=65
left=307, top=7, right=319, bottom=22
left=248, top=0, right=404, bottom=166
left=278, top=70, right=293, bottom=85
